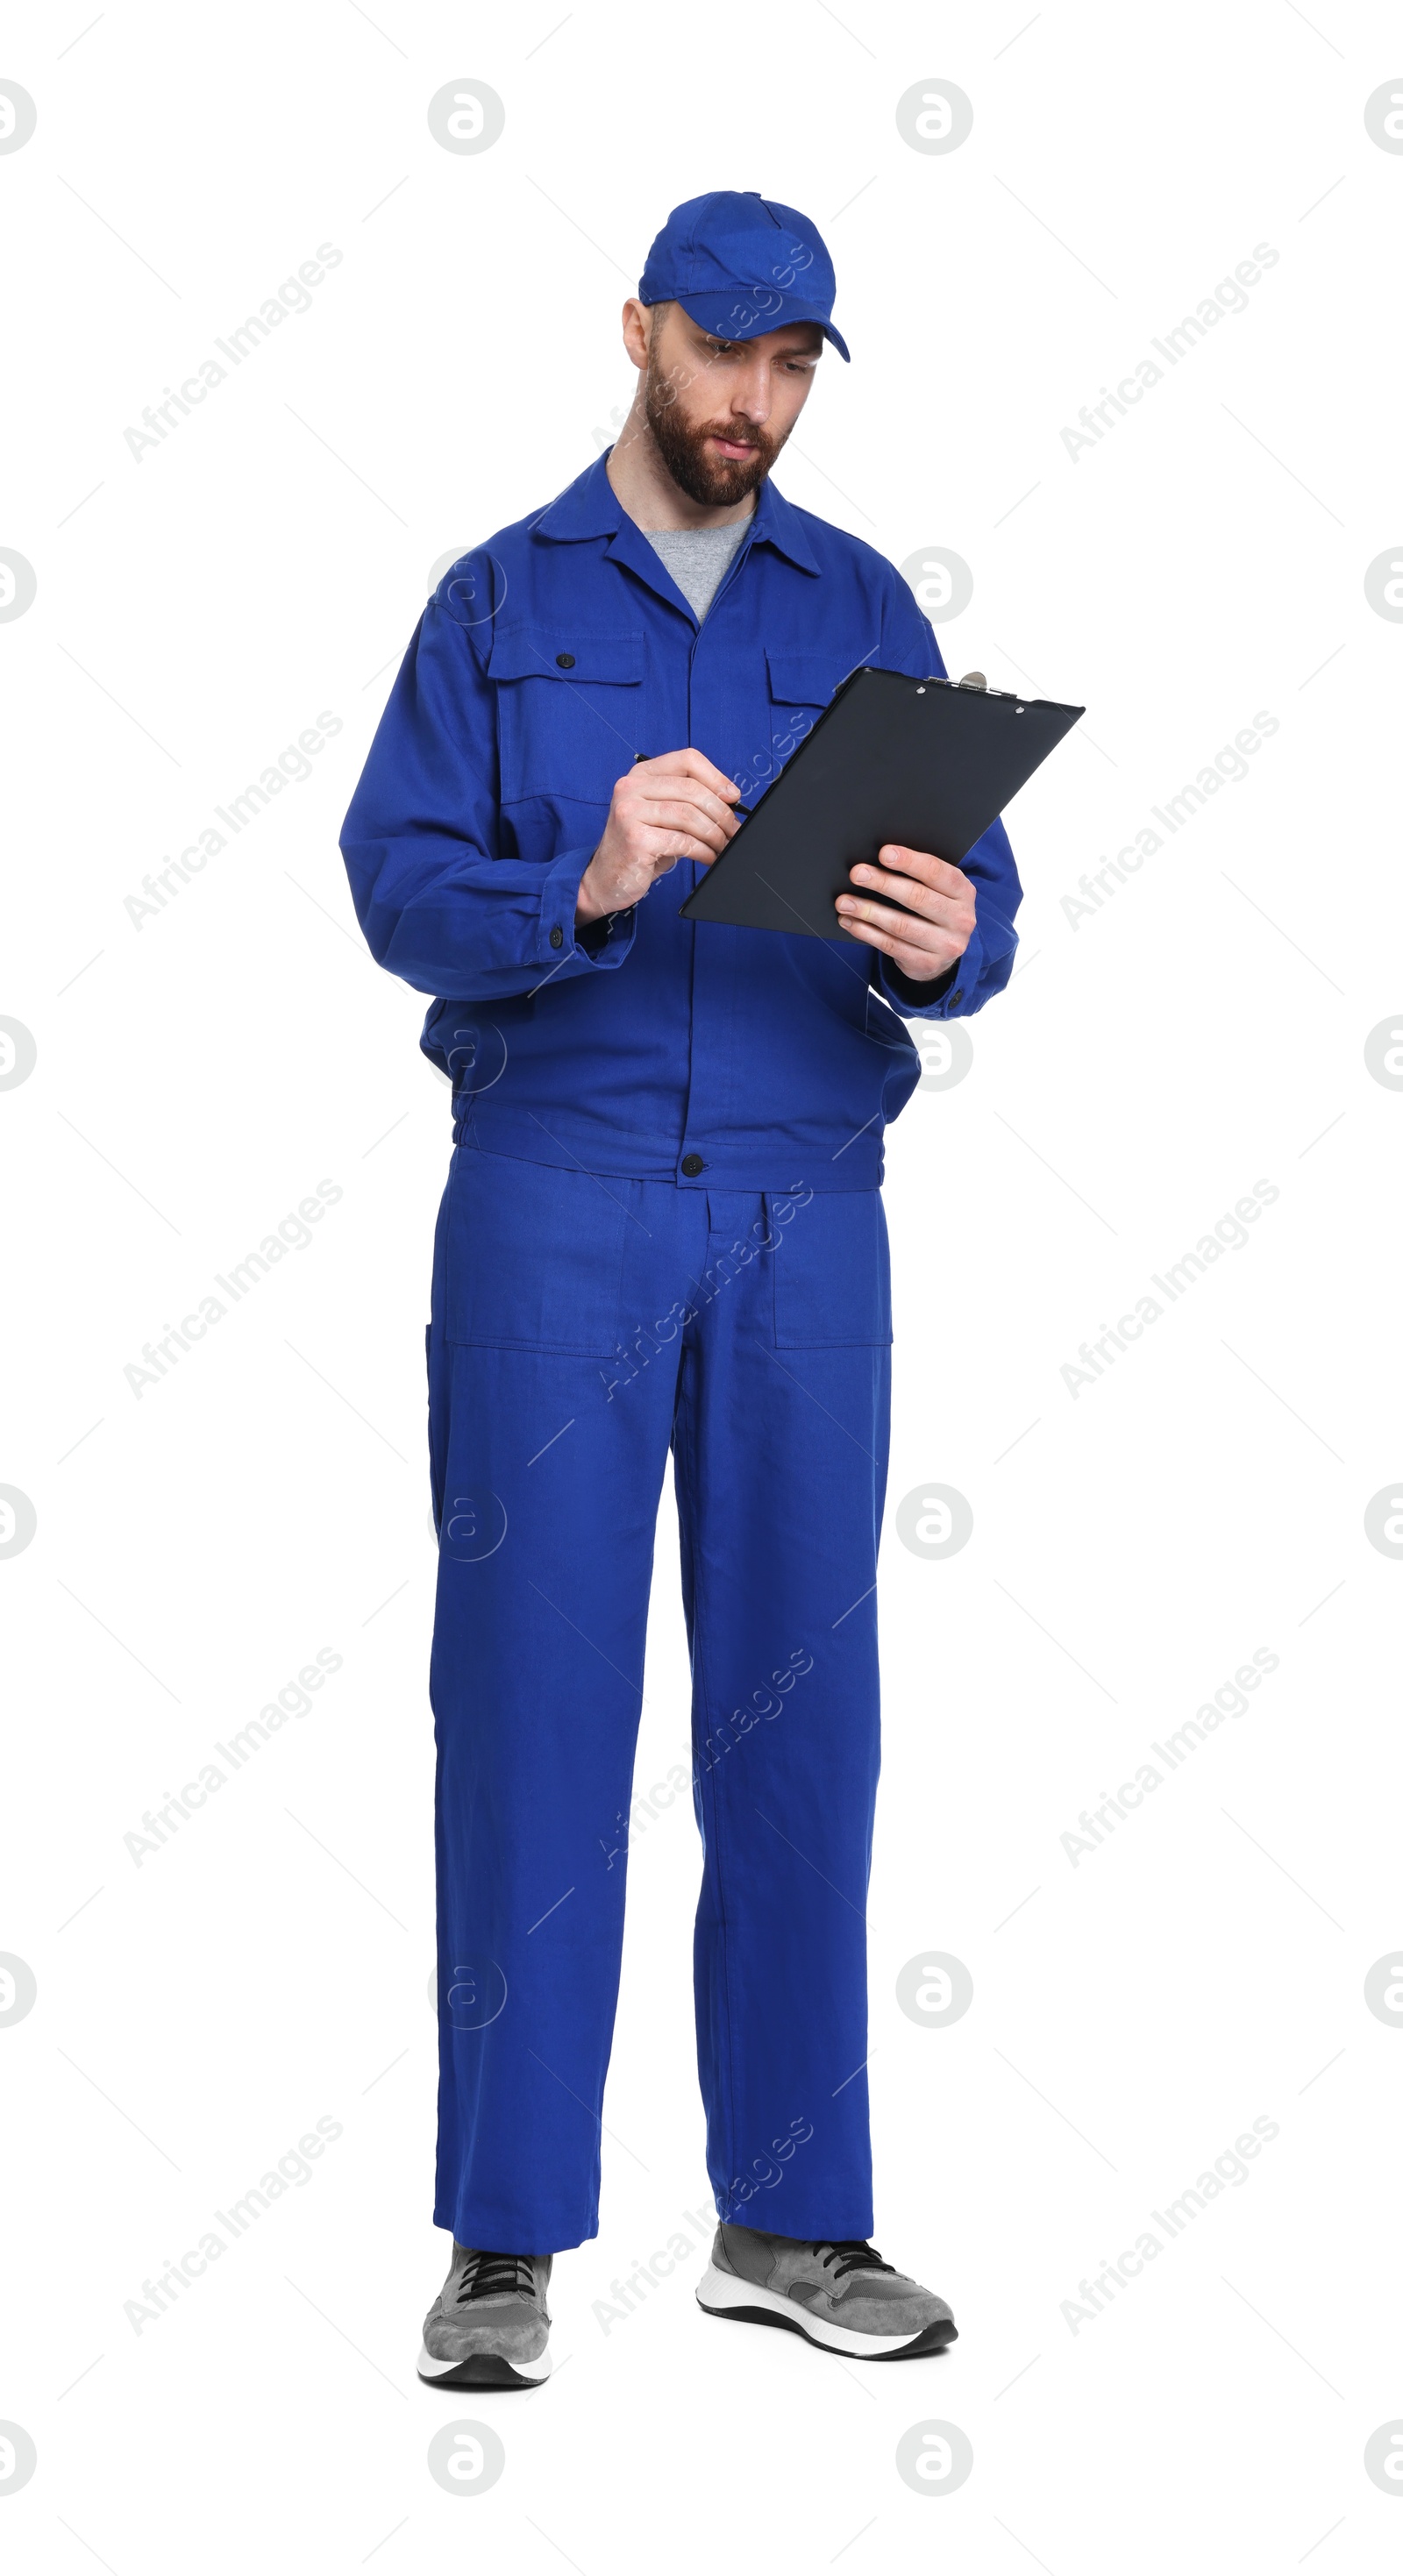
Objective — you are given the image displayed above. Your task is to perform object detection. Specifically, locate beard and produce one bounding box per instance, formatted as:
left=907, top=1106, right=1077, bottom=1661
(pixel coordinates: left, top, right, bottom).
left=645, top=354, right=784, bottom=506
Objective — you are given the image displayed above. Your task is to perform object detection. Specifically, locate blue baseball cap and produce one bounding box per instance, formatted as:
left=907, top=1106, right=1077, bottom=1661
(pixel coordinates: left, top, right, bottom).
left=638, top=189, right=850, bottom=362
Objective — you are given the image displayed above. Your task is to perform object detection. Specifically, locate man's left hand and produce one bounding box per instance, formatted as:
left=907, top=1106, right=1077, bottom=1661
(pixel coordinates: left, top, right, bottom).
left=835, top=846, right=975, bottom=985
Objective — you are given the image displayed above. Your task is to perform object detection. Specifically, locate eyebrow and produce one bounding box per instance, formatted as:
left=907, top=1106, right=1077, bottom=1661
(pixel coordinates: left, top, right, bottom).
left=702, top=335, right=823, bottom=359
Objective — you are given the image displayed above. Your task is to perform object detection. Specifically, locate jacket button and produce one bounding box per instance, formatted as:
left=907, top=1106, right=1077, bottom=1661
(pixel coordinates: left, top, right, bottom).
left=556, top=652, right=575, bottom=668
left=680, top=1153, right=705, bottom=1178
left=950, top=987, right=963, bottom=1004
left=549, top=925, right=564, bottom=949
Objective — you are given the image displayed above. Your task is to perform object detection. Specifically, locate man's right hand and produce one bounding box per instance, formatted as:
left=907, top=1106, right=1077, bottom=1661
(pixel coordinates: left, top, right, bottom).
left=575, top=749, right=740, bottom=922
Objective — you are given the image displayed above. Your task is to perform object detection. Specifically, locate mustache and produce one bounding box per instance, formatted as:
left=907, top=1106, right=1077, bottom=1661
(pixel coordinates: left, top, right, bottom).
left=645, top=361, right=784, bottom=502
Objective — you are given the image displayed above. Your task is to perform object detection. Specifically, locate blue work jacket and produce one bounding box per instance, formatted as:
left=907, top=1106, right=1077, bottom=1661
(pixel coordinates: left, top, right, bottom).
left=340, top=452, right=1022, bottom=1191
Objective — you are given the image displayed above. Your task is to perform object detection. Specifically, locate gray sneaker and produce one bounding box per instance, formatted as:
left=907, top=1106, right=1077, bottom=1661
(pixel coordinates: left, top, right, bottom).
left=417, top=2246, right=553, bottom=2389
left=697, top=2226, right=957, bottom=2359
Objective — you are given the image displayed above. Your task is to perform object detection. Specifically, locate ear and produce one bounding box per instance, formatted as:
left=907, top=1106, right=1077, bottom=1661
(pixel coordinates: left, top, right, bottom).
left=621, top=297, right=652, bottom=371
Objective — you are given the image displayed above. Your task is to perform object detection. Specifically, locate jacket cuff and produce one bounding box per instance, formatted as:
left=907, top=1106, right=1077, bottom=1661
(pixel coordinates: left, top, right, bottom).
left=876, top=926, right=984, bottom=1019
left=538, top=845, right=637, bottom=975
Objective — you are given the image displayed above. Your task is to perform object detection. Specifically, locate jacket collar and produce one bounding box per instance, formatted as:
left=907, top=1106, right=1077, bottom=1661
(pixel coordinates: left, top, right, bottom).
left=531, top=449, right=822, bottom=577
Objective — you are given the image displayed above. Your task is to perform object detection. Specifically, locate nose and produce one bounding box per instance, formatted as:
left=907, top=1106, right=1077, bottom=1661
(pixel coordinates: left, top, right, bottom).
left=729, top=365, right=771, bottom=427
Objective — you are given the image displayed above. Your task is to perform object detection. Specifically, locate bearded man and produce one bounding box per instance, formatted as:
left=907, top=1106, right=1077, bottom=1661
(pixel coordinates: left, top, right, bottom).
left=340, top=189, right=1022, bottom=2387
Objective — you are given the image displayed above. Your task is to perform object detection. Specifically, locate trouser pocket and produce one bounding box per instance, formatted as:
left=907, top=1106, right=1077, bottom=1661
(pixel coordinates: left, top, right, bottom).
left=445, top=1146, right=630, bottom=1354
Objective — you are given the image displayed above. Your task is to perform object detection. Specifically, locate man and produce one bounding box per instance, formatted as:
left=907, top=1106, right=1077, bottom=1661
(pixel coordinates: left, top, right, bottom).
left=340, top=189, right=1022, bottom=2387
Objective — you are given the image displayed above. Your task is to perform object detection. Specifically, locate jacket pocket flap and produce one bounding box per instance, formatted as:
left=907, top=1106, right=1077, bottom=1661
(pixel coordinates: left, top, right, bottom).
left=488, top=623, right=644, bottom=685
left=766, top=648, right=849, bottom=705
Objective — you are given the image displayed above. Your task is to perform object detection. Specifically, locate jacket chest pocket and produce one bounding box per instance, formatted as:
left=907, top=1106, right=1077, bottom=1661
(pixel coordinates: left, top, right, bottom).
left=766, top=647, right=851, bottom=780
left=489, top=623, right=645, bottom=808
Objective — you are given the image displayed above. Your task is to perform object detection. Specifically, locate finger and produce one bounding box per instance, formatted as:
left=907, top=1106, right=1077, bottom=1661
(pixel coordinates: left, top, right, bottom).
left=635, top=798, right=736, bottom=850
left=836, top=893, right=951, bottom=951
left=637, top=747, right=739, bottom=801
left=838, top=915, right=904, bottom=959
left=636, top=802, right=732, bottom=852
left=633, top=782, right=740, bottom=836
left=840, top=915, right=942, bottom=977
left=862, top=852, right=970, bottom=901
left=876, top=846, right=968, bottom=896
left=847, top=864, right=964, bottom=926
left=645, top=832, right=725, bottom=872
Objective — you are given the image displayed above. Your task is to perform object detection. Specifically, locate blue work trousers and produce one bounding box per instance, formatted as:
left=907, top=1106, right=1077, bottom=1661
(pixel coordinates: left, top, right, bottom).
left=427, top=1142, right=892, bottom=2252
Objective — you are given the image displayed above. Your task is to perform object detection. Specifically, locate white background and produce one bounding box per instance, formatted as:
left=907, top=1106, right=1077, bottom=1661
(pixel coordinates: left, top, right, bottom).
left=4, top=1, right=1402, bottom=2566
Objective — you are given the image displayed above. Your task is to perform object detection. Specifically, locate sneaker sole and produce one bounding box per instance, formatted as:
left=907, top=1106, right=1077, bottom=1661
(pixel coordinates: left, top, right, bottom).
left=417, top=2340, right=552, bottom=2390
left=695, top=2261, right=957, bottom=2359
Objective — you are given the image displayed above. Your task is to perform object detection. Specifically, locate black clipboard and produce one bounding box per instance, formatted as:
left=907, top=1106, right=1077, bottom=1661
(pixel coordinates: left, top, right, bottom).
left=680, top=665, right=1083, bottom=940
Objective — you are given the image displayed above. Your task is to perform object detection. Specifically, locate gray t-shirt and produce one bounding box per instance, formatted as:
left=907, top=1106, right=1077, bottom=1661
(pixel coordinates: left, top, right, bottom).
left=643, top=520, right=749, bottom=623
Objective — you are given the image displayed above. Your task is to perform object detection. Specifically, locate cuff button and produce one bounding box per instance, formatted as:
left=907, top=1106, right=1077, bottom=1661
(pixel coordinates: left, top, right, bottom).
left=549, top=925, right=565, bottom=949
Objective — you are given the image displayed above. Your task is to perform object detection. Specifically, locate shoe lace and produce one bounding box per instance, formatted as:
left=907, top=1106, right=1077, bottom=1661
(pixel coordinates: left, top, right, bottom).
left=456, top=2250, right=536, bottom=2304
left=811, top=2239, right=896, bottom=2282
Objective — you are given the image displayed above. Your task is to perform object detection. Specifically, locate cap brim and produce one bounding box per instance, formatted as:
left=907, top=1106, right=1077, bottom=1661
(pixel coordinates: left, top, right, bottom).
left=673, top=288, right=850, bottom=362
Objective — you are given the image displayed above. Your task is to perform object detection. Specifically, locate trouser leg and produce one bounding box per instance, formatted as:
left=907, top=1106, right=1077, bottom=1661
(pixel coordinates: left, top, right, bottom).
left=426, top=1151, right=685, bottom=2251
left=674, top=1187, right=892, bottom=2238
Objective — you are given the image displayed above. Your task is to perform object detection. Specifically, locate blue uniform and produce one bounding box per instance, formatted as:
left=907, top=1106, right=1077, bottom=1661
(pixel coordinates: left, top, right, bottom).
left=341, top=452, right=1022, bottom=2250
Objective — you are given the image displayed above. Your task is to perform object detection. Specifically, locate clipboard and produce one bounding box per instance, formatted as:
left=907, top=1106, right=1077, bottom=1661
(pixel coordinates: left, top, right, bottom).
left=680, top=665, right=1084, bottom=940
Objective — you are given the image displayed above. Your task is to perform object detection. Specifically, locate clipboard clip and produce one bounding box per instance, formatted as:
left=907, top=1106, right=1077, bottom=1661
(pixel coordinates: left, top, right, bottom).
left=922, top=669, right=1028, bottom=714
